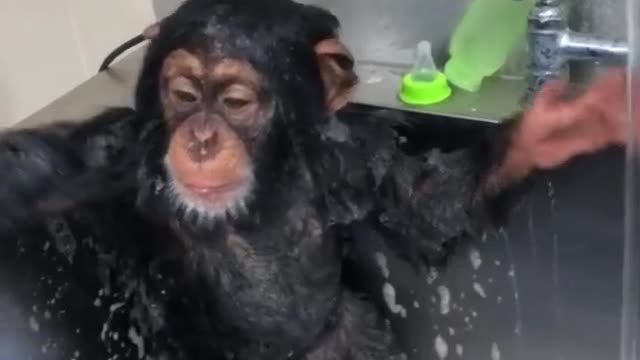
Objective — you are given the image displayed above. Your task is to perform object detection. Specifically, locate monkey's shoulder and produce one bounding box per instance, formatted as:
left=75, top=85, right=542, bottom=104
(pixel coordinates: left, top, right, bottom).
left=321, top=113, right=483, bottom=265
left=317, top=113, right=412, bottom=224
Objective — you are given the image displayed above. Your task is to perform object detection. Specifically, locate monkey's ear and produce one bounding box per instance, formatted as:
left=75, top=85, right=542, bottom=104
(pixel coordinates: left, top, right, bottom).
left=314, top=38, right=358, bottom=113
left=142, top=22, right=161, bottom=40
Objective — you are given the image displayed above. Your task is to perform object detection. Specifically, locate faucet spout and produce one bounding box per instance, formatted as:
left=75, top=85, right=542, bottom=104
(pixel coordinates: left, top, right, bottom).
left=559, top=31, right=629, bottom=60
left=525, top=0, right=628, bottom=103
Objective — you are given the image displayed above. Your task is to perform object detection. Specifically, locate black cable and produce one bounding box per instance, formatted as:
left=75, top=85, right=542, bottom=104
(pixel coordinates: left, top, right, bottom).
left=98, top=34, right=146, bottom=73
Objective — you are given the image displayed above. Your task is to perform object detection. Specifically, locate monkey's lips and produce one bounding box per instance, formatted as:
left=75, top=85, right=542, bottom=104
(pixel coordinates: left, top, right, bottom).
left=168, top=173, right=254, bottom=216
left=182, top=182, right=243, bottom=196
left=163, top=154, right=254, bottom=213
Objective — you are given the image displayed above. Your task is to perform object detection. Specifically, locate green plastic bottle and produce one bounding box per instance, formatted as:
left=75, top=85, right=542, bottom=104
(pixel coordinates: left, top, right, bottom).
left=443, top=0, right=534, bottom=92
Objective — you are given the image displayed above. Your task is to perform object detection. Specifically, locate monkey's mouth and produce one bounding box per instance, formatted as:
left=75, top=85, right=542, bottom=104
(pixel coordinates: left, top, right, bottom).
left=182, top=181, right=243, bottom=197
left=162, top=155, right=255, bottom=217
left=167, top=173, right=255, bottom=218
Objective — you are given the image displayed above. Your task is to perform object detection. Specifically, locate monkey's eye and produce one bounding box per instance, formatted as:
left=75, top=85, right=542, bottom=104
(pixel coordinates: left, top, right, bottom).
left=222, top=97, right=251, bottom=109
left=174, top=89, right=199, bottom=103
left=220, top=85, right=257, bottom=113
left=168, top=76, right=201, bottom=105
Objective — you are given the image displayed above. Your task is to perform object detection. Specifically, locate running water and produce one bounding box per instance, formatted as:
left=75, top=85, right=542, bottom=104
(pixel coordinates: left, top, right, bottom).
left=499, top=229, right=523, bottom=338
left=621, top=1, right=640, bottom=358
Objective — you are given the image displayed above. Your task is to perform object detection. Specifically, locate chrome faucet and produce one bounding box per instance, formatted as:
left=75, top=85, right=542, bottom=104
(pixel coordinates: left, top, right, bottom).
left=525, top=0, right=628, bottom=102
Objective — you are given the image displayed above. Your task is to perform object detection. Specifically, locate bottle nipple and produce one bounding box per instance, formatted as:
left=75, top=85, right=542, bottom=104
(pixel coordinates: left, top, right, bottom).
left=398, top=41, right=452, bottom=106
left=409, top=41, right=438, bottom=82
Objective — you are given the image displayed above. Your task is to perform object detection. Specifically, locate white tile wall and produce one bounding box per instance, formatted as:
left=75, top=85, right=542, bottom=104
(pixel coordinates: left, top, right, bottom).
left=0, top=0, right=156, bottom=128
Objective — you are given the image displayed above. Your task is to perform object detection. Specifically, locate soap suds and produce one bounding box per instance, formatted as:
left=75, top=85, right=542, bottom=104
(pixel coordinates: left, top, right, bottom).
left=101, top=302, right=126, bottom=342
left=413, top=301, right=420, bottom=308
left=29, top=316, right=40, bottom=332
left=374, top=252, right=390, bottom=279
left=365, top=75, right=383, bottom=84
left=448, top=327, right=455, bottom=336
left=382, top=282, right=407, bottom=318
left=491, top=342, right=501, bottom=360
left=128, top=326, right=145, bottom=359
left=434, top=335, right=448, bottom=359
left=437, top=285, right=451, bottom=315
left=427, top=267, right=439, bottom=284
left=110, top=302, right=125, bottom=313
left=456, top=344, right=464, bottom=357
left=473, top=282, right=487, bottom=298
left=469, top=248, right=482, bottom=270
left=47, top=218, right=77, bottom=265
left=100, top=323, right=109, bottom=342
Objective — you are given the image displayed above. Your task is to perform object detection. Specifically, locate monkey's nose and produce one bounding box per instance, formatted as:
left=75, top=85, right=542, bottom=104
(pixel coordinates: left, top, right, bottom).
left=192, top=124, right=217, bottom=144
left=187, top=126, right=219, bottom=162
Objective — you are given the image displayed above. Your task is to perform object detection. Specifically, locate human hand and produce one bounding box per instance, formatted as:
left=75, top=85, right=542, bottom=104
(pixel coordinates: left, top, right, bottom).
left=510, top=68, right=632, bottom=172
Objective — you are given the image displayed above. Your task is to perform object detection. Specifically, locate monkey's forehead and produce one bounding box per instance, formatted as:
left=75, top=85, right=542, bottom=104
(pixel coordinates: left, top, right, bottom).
left=163, top=0, right=339, bottom=50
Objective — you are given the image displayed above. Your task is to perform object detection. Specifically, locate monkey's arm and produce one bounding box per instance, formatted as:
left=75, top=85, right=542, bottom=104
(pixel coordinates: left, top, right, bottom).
left=0, top=107, right=143, bottom=231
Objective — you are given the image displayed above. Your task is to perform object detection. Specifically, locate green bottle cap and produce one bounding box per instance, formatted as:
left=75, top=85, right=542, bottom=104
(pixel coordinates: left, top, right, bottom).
left=398, top=41, right=452, bottom=106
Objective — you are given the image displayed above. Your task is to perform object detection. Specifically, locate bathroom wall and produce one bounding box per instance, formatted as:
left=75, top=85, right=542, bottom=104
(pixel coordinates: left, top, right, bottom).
left=85, top=0, right=632, bottom=79
left=0, top=0, right=156, bottom=128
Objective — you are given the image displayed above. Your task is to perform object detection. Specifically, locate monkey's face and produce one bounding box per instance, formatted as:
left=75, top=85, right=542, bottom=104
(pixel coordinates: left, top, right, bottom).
left=134, top=0, right=358, bottom=228
left=158, top=49, right=274, bottom=220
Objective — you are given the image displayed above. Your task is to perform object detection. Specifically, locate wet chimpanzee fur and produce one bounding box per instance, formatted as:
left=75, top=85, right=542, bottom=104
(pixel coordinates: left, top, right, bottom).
left=0, top=0, right=526, bottom=359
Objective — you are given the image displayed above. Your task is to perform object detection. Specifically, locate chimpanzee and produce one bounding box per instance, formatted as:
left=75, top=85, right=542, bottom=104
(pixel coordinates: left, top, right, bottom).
left=0, top=0, right=630, bottom=359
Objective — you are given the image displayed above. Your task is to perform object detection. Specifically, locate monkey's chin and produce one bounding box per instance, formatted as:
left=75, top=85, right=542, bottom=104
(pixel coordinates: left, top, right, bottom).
left=167, top=174, right=255, bottom=222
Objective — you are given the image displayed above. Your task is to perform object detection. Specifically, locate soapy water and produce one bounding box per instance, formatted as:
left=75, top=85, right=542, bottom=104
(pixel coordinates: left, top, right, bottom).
left=500, top=229, right=523, bottom=337
left=437, top=285, right=451, bottom=315
left=469, top=248, right=483, bottom=271
left=382, top=282, right=407, bottom=318
left=434, top=334, right=448, bottom=360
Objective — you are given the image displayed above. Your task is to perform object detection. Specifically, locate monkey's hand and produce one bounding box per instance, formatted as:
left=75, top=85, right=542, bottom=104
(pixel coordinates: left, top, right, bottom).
left=0, top=107, right=142, bottom=231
